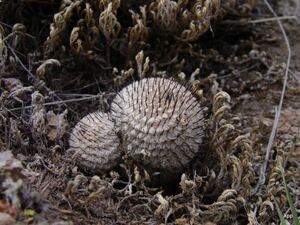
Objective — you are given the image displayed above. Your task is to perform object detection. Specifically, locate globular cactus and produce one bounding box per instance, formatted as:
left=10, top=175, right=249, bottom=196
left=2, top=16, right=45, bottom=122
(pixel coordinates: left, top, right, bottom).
left=68, top=111, right=121, bottom=173
left=111, top=77, right=205, bottom=176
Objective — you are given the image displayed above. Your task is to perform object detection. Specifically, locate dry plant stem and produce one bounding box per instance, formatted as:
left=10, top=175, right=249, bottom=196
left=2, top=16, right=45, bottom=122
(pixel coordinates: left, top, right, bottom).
left=252, top=0, right=292, bottom=195
left=5, top=41, right=35, bottom=81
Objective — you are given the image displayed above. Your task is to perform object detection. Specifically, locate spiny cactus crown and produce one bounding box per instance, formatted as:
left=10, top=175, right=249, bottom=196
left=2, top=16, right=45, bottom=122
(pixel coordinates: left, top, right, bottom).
left=69, top=78, right=205, bottom=176
left=69, top=111, right=121, bottom=173
left=111, top=77, right=205, bottom=175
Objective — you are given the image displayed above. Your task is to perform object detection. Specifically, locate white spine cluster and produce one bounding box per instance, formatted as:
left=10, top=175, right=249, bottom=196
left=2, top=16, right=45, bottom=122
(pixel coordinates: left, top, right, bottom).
left=111, top=77, right=205, bottom=175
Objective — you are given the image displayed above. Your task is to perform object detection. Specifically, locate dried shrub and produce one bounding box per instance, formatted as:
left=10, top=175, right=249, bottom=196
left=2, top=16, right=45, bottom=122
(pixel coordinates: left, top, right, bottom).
left=43, top=0, right=257, bottom=65
left=150, top=0, right=221, bottom=41
left=128, top=6, right=149, bottom=57
left=99, top=2, right=121, bottom=43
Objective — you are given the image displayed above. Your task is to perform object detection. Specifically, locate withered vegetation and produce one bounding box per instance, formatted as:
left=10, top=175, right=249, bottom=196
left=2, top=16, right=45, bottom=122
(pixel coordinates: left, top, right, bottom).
left=0, top=0, right=299, bottom=224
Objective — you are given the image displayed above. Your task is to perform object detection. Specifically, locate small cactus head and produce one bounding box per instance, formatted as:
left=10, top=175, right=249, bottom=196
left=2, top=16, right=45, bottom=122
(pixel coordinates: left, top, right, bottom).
left=111, top=77, right=205, bottom=177
left=68, top=111, right=121, bottom=173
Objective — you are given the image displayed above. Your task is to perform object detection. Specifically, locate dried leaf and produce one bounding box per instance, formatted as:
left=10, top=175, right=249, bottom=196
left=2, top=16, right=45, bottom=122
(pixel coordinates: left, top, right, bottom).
left=154, top=193, right=169, bottom=219
left=30, top=92, right=46, bottom=137
left=99, top=3, right=121, bottom=42
left=36, top=59, right=61, bottom=79
left=46, top=110, right=68, bottom=142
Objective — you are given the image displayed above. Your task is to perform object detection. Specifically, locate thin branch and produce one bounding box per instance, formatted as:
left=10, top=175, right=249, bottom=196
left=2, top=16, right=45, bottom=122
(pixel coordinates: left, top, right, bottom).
left=6, top=95, right=100, bottom=112
left=0, top=21, right=13, bottom=29
left=252, top=0, right=292, bottom=195
left=5, top=41, right=36, bottom=81
left=245, top=16, right=298, bottom=24
left=222, top=16, right=298, bottom=25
